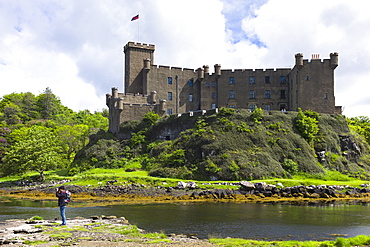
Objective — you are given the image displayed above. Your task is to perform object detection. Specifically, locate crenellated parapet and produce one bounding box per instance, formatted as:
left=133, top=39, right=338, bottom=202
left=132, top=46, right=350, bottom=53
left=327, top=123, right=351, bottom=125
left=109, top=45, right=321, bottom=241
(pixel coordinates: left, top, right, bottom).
left=124, top=42, right=155, bottom=52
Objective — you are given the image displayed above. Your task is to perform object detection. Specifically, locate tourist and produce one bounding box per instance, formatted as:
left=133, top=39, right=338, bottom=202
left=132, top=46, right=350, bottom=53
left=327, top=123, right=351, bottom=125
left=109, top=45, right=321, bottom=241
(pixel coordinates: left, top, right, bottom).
left=56, top=186, right=68, bottom=225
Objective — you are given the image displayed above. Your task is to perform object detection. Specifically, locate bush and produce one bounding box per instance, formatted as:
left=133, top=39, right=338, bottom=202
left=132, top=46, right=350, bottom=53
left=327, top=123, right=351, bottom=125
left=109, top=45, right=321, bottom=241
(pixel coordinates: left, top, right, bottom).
left=282, top=159, right=299, bottom=175
left=149, top=166, right=193, bottom=179
left=295, top=108, right=319, bottom=144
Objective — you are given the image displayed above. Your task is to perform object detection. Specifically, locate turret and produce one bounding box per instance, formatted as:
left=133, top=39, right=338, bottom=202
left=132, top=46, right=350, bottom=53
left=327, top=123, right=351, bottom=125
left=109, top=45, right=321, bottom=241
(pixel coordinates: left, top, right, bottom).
left=197, top=67, right=204, bottom=80
left=112, top=87, right=118, bottom=98
left=159, top=99, right=166, bottom=113
left=295, top=53, right=303, bottom=68
left=117, top=98, right=123, bottom=110
left=203, top=65, right=209, bottom=75
left=330, top=52, right=339, bottom=69
left=214, top=64, right=221, bottom=76
left=151, top=91, right=157, bottom=104
left=144, top=58, right=151, bottom=70
left=105, top=94, right=111, bottom=106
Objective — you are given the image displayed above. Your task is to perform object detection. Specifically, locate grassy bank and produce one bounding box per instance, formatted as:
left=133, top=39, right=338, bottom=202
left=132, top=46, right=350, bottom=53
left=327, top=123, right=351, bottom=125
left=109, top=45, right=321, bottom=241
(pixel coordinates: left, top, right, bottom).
left=1, top=168, right=368, bottom=189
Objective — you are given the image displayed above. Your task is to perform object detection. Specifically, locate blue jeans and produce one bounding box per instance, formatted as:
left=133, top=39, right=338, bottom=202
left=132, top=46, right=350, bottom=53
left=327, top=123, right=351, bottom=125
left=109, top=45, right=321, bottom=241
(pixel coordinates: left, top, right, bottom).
left=60, top=205, right=66, bottom=225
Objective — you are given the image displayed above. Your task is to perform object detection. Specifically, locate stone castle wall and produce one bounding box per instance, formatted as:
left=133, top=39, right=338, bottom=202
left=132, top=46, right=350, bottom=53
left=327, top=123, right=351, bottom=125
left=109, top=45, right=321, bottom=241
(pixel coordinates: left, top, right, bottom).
left=107, top=42, right=340, bottom=134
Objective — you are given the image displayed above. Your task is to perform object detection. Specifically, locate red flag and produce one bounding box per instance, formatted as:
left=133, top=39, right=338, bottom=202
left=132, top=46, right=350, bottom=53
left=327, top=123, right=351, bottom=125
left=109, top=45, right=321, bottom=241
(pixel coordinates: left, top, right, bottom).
left=131, top=14, right=139, bottom=21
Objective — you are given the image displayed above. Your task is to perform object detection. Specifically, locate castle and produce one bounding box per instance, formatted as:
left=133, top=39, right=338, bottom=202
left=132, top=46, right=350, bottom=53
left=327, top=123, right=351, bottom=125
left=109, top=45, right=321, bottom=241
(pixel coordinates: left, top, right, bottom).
left=106, top=41, right=341, bottom=134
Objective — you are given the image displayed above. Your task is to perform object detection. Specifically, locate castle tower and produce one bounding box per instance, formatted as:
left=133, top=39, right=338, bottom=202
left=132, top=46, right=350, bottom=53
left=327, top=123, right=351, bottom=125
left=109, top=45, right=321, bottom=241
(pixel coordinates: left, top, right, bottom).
left=289, top=53, right=338, bottom=114
left=124, top=42, right=155, bottom=95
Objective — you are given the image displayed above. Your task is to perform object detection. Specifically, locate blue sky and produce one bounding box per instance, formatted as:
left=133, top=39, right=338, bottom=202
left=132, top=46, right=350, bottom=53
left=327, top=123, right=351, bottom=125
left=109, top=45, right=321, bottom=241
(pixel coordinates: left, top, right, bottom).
left=1, top=0, right=369, bottom=117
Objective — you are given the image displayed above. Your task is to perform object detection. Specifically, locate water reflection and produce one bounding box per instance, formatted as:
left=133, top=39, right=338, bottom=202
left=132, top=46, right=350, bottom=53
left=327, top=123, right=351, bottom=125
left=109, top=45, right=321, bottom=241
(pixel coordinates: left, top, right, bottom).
left=1, top=197, right=370, bottom=241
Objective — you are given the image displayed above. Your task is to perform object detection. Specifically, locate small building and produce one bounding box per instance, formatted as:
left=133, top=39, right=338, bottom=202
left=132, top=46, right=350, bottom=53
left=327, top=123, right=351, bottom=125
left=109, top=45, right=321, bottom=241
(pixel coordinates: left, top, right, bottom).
left=107, top=41, right=341, bottom=134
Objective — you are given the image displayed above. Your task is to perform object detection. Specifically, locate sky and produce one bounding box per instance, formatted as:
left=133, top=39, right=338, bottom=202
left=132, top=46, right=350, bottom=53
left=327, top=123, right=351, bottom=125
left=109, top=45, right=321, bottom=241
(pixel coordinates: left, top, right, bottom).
left=1, top=0, right=370, bottom=117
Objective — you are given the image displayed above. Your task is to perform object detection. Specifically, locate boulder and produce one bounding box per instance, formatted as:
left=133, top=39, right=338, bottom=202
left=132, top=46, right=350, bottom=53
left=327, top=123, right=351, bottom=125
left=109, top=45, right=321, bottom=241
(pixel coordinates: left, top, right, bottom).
left=239, top=181, right=255, bottom=191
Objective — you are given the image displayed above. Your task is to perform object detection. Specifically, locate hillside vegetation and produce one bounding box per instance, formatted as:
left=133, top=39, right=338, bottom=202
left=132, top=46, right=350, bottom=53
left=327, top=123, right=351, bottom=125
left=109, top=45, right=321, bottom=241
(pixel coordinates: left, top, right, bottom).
left=1, top=90, right=370, bottom=183
left=73, top=108, right=370, bottom=181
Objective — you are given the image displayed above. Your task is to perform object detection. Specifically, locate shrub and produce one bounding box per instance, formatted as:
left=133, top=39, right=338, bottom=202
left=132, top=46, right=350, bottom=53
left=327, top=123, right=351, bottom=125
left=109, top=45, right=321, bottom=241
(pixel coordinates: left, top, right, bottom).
left=219, top=107, right=235, bottom=116
left=295, top=108, right=319, bottom=144
left=281, top=159, right=299, bottom=175
left=149, top=166, right=193, bottom=179
left=250, top=107, right=263, bottom=124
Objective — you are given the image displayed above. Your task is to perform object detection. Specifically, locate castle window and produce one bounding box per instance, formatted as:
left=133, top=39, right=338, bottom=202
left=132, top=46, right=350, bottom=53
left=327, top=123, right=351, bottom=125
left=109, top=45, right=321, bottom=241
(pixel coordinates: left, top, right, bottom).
left=168, top=77, right=172, bottom=85
left=189, top=94, right=193, bottom=102
left=264, top=104, right=271, bottom=111
left=280, top=90, right=286, bottom=99
left=249, top=90, right=255, bottom=99
left=212, top=81, right=216, bottom=87
left=324, top=93, right=328, bottom=99
left=206, top=81, right=210, bottom=87
left=212, top=93, right=216, bottom=99
left=229, top=90, right=235, bottom=99
left=249, top=104, right=256, bottom=111
left=188, top=79, right=193, bottom=87
left=167, top=109, right=173, bottom=115
left=280, top=76, right=286, bottom=83
left=306, top=75, right=309, bottom=80
left=211, top=103, right=216, bottom=109
left=265, top=76, right=270, bottom=84
left=250, top=76, right=255, bottom=84
left=265, top=90, right=270, bottom=98
left=229, top=105, right=235, bottom=109
left=168, top=92, right=172, bottom=100
left=229, top=77, right=235, bottom=85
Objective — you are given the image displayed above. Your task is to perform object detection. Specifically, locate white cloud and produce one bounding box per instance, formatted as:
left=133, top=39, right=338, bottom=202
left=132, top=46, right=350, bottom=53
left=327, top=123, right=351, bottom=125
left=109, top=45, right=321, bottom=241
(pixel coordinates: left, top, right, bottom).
left=239, top=0, right=370, bottom=117
left=1, top=0, right=370, bottom=117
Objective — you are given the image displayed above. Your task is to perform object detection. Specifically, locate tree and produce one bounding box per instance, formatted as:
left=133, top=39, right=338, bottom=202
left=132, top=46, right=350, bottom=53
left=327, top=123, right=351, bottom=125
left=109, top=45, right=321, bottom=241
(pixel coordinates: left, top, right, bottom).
left=55, top=124, right=90, bottom=162
left=0, top=92, right=39, bottom=122
left=2, top=125, right=65, bottom=180
left=74, top=110, right=108, bottom=130
left=36, top=87, right=63, bottom=119
left=348, top=116, right=370, bottom=145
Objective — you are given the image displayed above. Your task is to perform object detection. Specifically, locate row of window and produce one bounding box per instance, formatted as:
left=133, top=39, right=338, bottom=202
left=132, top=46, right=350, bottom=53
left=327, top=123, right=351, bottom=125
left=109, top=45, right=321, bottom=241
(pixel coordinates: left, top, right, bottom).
left=167, top=90, right=286, bottom=101
left=167, top=76, right=287, bottom=87
left=230, top=90, right=286, bottom=99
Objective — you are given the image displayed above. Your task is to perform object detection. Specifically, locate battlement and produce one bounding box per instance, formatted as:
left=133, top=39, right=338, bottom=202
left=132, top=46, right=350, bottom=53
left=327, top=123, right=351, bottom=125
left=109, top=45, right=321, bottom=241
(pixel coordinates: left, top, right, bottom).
left=295, top=53, right=338, bottom=69
left=124, top=41, right=155, bottom=52
left=152, top=64, right=196, bottom=73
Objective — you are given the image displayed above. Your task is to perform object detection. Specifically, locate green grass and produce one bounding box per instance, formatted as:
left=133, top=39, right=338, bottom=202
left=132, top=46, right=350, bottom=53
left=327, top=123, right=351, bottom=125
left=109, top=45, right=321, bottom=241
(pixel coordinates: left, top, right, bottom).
left=29, top=216, right=43, bottom=221
left=23, top=240, right=49, bottom=245
left=1, top=167, right=369, bottom=191
left=209, top=235, right=370, bottom=246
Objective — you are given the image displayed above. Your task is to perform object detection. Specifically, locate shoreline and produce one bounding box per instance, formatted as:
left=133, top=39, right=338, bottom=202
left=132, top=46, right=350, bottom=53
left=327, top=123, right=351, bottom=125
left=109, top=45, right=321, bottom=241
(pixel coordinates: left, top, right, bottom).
left=2, top=182, right=370, bottom=206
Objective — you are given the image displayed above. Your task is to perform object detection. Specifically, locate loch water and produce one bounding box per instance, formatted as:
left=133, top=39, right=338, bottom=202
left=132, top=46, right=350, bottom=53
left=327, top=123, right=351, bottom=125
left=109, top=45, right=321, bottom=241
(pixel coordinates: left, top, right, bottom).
left=1, top=197, right=370, bottom=241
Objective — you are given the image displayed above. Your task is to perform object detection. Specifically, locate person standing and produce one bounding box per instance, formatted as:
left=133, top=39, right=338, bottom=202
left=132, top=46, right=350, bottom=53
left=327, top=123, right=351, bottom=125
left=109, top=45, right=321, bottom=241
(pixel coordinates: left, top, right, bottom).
left=56, top=186, right=68, bottom=225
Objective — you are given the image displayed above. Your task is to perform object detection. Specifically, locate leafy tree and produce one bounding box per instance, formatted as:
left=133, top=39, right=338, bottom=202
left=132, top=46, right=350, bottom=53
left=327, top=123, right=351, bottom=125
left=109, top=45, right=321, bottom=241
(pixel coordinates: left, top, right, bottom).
left=2, top=125, right=65, bottom=180
left=295, top=108, right=319, bottom=144
left=0, top=92, right=40, bottom=122
left=55, top=124, right=90, bottom=162
left=73, top=110, right=108, bottom=130
left=142, top=111, right=160, bottom=126
left=36, top=87, right=64, bottom=119
left=348, top=116, right=370, bottom=145
left=2, top=103, right=22, bottom=125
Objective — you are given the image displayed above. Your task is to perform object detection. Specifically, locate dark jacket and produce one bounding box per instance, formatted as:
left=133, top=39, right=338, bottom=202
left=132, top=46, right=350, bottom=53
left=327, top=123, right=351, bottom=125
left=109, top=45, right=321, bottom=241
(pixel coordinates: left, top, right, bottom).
left=56, top=191, right=67, bottom=207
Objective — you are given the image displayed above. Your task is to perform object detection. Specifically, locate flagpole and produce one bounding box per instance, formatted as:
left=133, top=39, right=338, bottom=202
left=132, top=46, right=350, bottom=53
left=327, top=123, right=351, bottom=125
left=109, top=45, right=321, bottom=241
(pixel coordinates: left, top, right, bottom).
left=138, top=11, right=140, bottom=41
